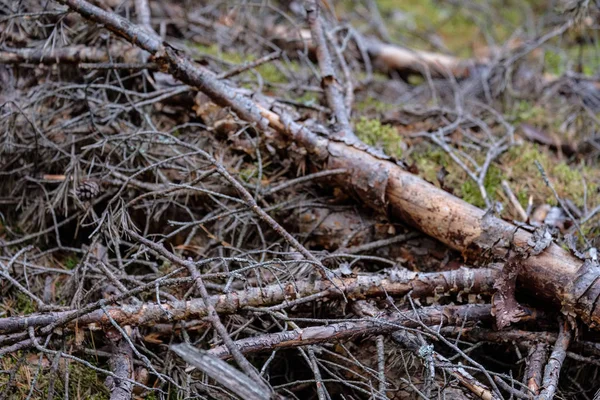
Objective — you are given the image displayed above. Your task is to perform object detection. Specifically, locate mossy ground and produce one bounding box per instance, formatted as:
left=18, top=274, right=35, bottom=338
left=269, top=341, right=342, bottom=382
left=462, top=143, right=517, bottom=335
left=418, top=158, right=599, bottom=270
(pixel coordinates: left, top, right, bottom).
left=407, top=139, right=600, bottom=222
left=355, top=117, right=404, bottom=158
left=354, top=96, right=599, bottom=221
left=191, top=43, right=301, bottom=86
left=0, top=354, right=109, bottom=400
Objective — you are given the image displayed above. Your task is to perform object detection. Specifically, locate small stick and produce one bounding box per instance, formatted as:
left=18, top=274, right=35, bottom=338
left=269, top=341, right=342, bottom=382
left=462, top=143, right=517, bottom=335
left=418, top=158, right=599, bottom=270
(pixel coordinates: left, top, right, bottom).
left=502, top=180, right=527, bottom=221
left=524, top=342, right=548, bottom=396
left=207, top=304, right=493, bottom=358
left=306, top=0, right=357, bottom=142
left=537, top=319, right=572, bottom=400
left=171, top=343, right=270, bottom=400
left=217, top=51, right=282, bottom=80
left=79, top=62, right=158, bottom=70
left=535, top=160, right=591, bottom=247
left=105, top=330, right=134, bottom=400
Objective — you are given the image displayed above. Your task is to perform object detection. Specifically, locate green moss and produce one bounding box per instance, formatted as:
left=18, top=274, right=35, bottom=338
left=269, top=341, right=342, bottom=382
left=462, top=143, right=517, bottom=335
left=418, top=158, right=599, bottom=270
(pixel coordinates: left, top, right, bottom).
left=190, top=43, right=297, bottom=84
left=354, top=97, right=395, bottom=113
left=553, top=162, right=579, bottom=183
left=460, top=180, right=481, bottom=207
left=192, top=43, right=246, bottom=64
left=405, top=137, right=599, bottom=224
left=412, top=148, right=451, bottom=184
left=410, top=143, right=509, bottom=208
left=544, top=50, right=564, bottom=76
left=459, top=165, right=503, bottom=208
left=294, top=92, right=320, bottom=106
left=63, top=362, right=110, bottom=399
left=544, top=45, right=600, bottom=77
left=0, top=354, right=109, bottom=400
left=511, top=100, right=547, bottom=125
left=239, top=167, right=257, bottom=182
left=255, top=63, right=292, bottom=84
left=367, top=0, right=526, bottom=57
left=63, top=254, right=79, bottom=270
left=517, top=189, right=529, bottom=209
left=355, top=117, right=403, bottom=158
left=501, top=143, right=599, bottom=208
left=15, top=292, right=36, bottom=314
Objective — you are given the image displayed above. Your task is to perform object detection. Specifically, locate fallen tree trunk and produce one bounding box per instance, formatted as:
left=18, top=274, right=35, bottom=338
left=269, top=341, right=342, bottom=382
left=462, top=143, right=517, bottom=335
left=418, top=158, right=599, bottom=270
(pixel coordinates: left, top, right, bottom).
left=58, top=0, right=599, bottom=328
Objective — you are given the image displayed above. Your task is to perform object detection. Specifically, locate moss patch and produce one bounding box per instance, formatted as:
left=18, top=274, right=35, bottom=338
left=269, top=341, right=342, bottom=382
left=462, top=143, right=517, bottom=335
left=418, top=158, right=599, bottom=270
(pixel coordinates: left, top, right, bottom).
left=190, top=43, right=297, bottom=84
left=511, top=100, right=552, bottom=127
left=501, top=143, right=599, bottom=209
left=355, top=117, right=403, bottom=158
left=410, top=146, right=504, bottom=208
left=369, top=0, right=525, bottom=57
left=407, top=137, right=600, bottom=230
left=0, top=355, right=109, bottom=400
left=544, top=44, right=600, bottom=77
left=15, top=292, right=36, bottom=314
left=63, top=254, right=79, bottom=270
left=355, top=95, right=396, bottom=113
left=460, top=165, right=503, bottom=208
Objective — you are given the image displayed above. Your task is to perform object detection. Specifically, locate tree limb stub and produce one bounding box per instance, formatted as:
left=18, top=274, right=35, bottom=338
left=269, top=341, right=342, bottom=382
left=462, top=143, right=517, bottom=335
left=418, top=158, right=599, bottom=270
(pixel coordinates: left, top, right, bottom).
left=57, top=0, right=600, bottom=328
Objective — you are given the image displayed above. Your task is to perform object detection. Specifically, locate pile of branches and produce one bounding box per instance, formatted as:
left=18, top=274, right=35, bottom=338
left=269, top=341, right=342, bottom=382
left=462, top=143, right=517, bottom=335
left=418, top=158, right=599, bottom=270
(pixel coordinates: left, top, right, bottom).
left=1, top=0, right=600, bottom=399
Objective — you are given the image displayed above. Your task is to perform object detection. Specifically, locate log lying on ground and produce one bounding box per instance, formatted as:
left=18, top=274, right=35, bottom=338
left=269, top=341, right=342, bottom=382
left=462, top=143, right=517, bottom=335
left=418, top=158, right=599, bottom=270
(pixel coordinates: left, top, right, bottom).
left=57, top=0, right=598, bottom=328
left=268, top=24, right=483, bottom=79
left=364, top=39, right=481, bottom=78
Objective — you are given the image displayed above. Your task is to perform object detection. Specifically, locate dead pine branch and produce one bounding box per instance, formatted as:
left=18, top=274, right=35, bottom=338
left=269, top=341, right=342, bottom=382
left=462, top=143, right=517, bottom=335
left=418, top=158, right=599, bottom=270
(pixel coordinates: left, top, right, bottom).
left=306, top=0, right=356, bottom=141
left=525, top=343, right=549, bottom=397
left=105, top=329, right=134, bottom=400
left=207, top=304, right=493, bottom=358
left=0, top=266, right=497, bottom=336
left=537, top=320, right=572, bottom=400
left=0, top=43, right=142, bottom=64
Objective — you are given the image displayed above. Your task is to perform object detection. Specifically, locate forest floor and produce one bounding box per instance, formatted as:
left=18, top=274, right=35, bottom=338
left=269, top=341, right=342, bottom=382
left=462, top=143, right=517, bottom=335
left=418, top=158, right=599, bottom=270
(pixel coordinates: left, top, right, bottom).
left=1, top=0, right=600, bottom=399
